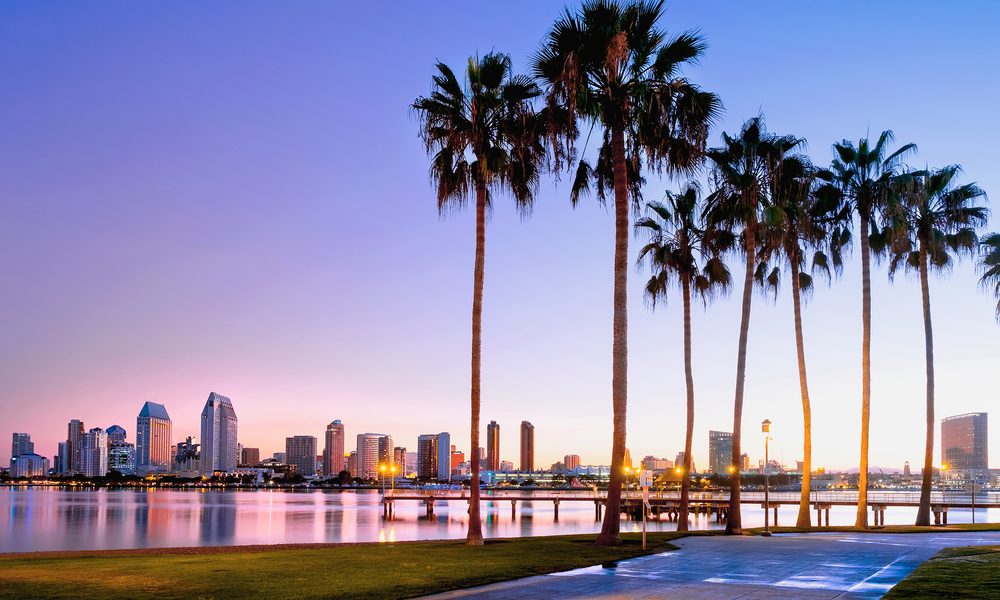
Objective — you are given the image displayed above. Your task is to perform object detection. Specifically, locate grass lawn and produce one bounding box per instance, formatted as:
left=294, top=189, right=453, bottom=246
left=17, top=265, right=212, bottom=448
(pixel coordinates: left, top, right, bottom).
left=0, top=532, right=688, bottom=600
left=884, top=545, right=1000, bottom=599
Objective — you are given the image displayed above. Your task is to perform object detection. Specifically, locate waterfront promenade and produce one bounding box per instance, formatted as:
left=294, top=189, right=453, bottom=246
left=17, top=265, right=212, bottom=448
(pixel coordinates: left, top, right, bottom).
left=424, top=531, right=1000, bottom=599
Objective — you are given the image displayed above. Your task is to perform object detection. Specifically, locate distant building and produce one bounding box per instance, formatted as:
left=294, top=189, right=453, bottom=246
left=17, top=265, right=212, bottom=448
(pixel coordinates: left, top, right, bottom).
left=520, top=421, right=534, bottom=472
left=393, top=447, right=407, bottom=477
left=108, top=442, right=136, bottom=475
left=323, top=420, right=346, bottom=476
left=675, top=451, right=695, bottom=473
left=272, top=452, right=287, bottom=463
left=106, top=425, right=127, bottom=445
left=346, top=451, right=358, bottom=477
left=67, top=419, right=84, bottom=474
left=450, top=449, right=464, bottom=473
left=79, top=428, right=108, bottom=478
left=743, top=453, right=752, bottom=472
left=416, top=434, right=438, bottom=479
left=379, top=435, right=394, bottom=473
left=241, top=447, right=260, bottom=466
left=903, top=461, right=911, bottom=477
left=436, top=432, right=450, bottom=481
left=623, top=447, right=633, bottom=471
left=10, top=453, right=48, bottom=478
left=175, top=437, right=200, bottom=474
left=200, top=392, right=238, bottom=476
left=286, top=436, right=318, bottom=476
left=356, top=433, right=390, bottom=480
left=11, top=433, right=33, bottom=458
left=486, top=421, right=500, bottom=471
left=405, top=451, right=417, bottom=476
left=136, top=402, right=172, bottom=474
left=55, top=441, right=69, bottom=474
left=500, top=460, right=514, bottom=472
left=640, top=456, right=674, bottom=473
left=941, top=413, right=989, bottom=481
left=564, top=454, right=581, bottom=471
left=708, top=431, right=733, bottom=474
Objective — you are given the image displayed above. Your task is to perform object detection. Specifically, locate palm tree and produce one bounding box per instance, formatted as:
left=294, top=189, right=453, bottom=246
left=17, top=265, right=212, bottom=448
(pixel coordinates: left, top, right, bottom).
left=413, top=53, right=546, bottom=545
left=830, top=131, right=915, bottom=528
left=534, top=0, right=720, bottom=545
left=756, top=157, right=848, bottom=527
left=980, top=233, right=1000, bottom=319
left=881, top=165, right=987, bottom=526
left=705, top=116, right=803, bottom=534
left=636, top=184, right=732, bottom=532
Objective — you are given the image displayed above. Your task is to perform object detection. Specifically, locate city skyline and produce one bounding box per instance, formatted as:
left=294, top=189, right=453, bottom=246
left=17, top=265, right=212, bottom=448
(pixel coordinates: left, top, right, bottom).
left=1, top=1, right=999, bottom=474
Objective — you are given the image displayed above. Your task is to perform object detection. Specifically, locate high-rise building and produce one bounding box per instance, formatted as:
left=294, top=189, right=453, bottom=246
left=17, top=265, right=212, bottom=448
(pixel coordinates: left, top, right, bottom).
left=416, top=434, right=438, bottom=479
left=941, top=413, right=989, bottom=480
left=56, top=441, right=69, bottom=474
left=136, top=402, right=172, bottom=474
left=674, top=451, right=696, bottom=473
left=11, top=433, right=33, bottom=458
left=379, top=435, right=394, bottom=472
left=108, top=441, right=136, bottom=475
left=486, top=421, right=500, bottom=471
left=10, top=453, right=48, bottom=478
left=393, top=447, right=407, bottom=476
left=451, top=449, right=465, bottom=473
left=623, top=447, right=633, bottom=470
left=241, top=447, right=260, bottom=466
left=346, top=451, right=358, bottom=477
left=67, top=419, right=84, bottom=474
left=742, top=453, right=751, bottom=472
left=323, top=420, right=345, bottom=476
left=106, top=425, right=127, bottom=445
left=709, top=431, right=733, bottom=474
left=200, top=392, right=238, bottom=476
left=564, top=454, right=581, bottom=470
left=79, top=428, right=109, bottom=478
left=436, top=432, right=451, bottom=481
left=500, top=460, right=514, bottom=472
left=355, top=433, right=389, bottom=480
left=520, top=421, right=534, bottom=472
left=286, top=436, right=318, bottom=476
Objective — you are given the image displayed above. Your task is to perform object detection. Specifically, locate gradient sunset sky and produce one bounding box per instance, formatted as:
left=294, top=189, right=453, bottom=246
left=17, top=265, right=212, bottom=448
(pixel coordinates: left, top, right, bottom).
left=2, top=1, right=998, bottom=471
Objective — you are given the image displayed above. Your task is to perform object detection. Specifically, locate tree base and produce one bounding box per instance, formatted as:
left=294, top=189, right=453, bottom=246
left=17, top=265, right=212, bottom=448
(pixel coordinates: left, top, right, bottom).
left=595, top=533, right=621, bottom=547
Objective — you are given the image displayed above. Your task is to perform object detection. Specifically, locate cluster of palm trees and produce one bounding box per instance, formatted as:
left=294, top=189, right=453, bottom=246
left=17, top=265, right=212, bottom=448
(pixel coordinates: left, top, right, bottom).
left=413, top=0, right=998, bottom=546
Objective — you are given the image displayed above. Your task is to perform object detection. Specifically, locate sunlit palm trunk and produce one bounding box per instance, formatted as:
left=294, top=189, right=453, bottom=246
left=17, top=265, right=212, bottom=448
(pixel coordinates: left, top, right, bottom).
left=855, top=216, right=872, bottom=528
left=597, top=123, right=629, bottom=546
left=915, top=243, right=935, bottom=526
left=790, top=257, right=812, bottom=527
left=466, top=180, right=486, bottom=545
left=678, top=276, right=694, bottom=532
left=727, top=219, right=755, bottom=535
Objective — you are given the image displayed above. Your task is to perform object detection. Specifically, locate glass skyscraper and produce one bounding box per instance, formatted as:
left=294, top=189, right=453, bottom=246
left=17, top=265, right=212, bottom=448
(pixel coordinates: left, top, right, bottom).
left=323, top=420, right=345, bottom=476
left=136, top=402, right=172, bottom=474
left=199, top=392, right=238, bottom=476
left=941, top=412, right=988, bottom=481
left=709, top=430, right=733, bottom=474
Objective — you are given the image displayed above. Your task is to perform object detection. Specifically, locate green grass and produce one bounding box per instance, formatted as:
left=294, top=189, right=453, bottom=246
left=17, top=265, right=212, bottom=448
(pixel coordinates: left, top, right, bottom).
left=0, top=532, right=688, bottom=600
left=885, top=545, right=1000, bottom=599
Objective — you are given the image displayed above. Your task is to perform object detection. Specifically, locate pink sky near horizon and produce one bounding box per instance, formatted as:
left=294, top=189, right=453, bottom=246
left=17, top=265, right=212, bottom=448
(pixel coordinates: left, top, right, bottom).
left=1, top=1, right=998, bottom=472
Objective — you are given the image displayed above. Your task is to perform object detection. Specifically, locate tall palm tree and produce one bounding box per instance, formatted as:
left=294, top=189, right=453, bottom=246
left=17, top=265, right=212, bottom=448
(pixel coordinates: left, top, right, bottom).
left=413, top=53, right=546, bottom=545
left=881, top=165, right=987, bottom=526
left=705, top=116, right=803, bottom=534
left=756, top=157, right=848, bottom=527
left=534, top=0, right=720, bottom=545
left=830, top=131, right=915, bottom=528
left=636, top=184, right=732, bottom=532
left=980, top=233, right=1000, bottom=319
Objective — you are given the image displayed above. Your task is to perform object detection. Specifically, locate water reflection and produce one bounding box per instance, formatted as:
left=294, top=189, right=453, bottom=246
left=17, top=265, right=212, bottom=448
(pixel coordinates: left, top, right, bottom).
left=1, top=487, right=998, bottom=553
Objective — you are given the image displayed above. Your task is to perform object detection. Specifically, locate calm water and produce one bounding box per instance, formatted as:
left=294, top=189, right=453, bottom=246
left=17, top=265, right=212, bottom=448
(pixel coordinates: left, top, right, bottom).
left=2, top=487, right=998, bottom=553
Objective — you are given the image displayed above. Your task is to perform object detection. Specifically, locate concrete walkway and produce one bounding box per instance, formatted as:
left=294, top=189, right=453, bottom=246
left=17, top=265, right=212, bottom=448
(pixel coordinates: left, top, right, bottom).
left=424, top=531, right=1000, bottom=599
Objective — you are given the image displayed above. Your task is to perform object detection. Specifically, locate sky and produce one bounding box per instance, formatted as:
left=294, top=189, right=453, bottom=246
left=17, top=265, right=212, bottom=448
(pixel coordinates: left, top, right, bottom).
left=1, top=1, right=999, bottom=472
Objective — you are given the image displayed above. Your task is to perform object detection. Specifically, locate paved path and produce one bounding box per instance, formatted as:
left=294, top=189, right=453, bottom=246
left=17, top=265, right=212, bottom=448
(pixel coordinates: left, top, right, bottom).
left=424, top=531, right=1000, bottom=599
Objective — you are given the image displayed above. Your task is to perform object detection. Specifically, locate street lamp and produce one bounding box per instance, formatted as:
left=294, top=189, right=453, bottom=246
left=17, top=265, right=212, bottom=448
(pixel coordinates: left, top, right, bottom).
left=762, top=419, right=772, bottom=537
left=379, top=463, right=387, bottom=495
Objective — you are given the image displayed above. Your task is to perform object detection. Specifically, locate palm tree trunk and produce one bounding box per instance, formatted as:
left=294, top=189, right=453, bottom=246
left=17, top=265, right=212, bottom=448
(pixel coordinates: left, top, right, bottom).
left=466, top=178, right=486, bottom=545
left=790, top=256, right=812, bottom=528
left=855, top=216, right=872, bottom=528
left=915, top=243, right=935, bottom=526
left=727, top=218, right=755, bottom=535
left=596, top=123, right=629, bottom=547
left=678, top=275, right=694, bottom=532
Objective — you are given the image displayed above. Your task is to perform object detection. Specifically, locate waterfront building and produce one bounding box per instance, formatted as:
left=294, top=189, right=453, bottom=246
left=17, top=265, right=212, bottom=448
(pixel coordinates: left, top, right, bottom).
left=355, top=433, right=389, bottom=480
left=903, top=461, right=911, bottom=477
left=674, top=451, right=696, bottom=473
left=67, top=419, right=84, bottom=474
left=199, top=392, right=238, bottom=476
left=286, top=436, right=318, bottom=476
left=323, top=420, right=345, bottom=476
left=273, top=452, right=286, bottom=463
left=640, top=456, right=674, bottom=473
left=55, top=441, right=69, bottom=474
left=564, top=454, right=581, bottom=470
left=623, top=447, right=633, bottom=471
left=500, top=460, right=514, bottom=472
left=405, top=451, right=417, bottom=476
left=241, top=447, right=260, bottom=466
left=742, top=453, right=752, bottom=472
left=941, top=412, right=989, bottom=481
left=79, top=428, right=109, bottom=477
left=416, top=434, right=438, bottom=479
left=10, top=453, right=48, bottom=477
left=136, top=402, right=172, bottom=474
left=346, top=451, right=357, bottom=477
left=486, top=420, right=500, bottom=471
left=520, top=421, right=534, bottom=472
left=175, top=437, right=200, bottom=475
left=708, top=430, right=733, bottom=474
left=11, top=433, right=33, bottom=458
left=450, top=448, right=464, bottom=474
left=106, top=425, right=127, bottom=444
left=378, top=435, right=394, bottom=471
left=436, top=432, right=450, bottom=481
left=393, top=447, right=407, bottom=477
left=108, top=441, right=136, bottom=475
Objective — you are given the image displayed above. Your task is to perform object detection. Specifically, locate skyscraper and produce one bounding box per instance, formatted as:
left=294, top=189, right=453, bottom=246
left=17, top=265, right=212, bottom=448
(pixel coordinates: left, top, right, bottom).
left=285, top=436, right=318, bottom=476
left=486, top=420, right=500, bottom=471
left=200, top=392, right=238, bottom=476
left=79, top=428, right=108, bottom=478
left=379, top=435, right=394, bottom=472
left=10, top=453, right=48, bottom=478
left=709, top=431, right=733, bottom=474
left=323, top=420, right=345, bottom=476
left=104, top=425, right=135, bottom=475
left=106, top=425, right=127, bottom=444
left=356, top=433, right=389, bottom=479
left=11, top=433, right=33, bottom=458
left=136, top=402, right=172, bottom=474
left=241, top=447, right=260, bottom=466
left=520, top=421, right=534, bottom=472
left=563, top=454, right=581, bottom=470
left=393, top=447, right=407, bottom=477
left=436, top=432, right=450, bottom=481
left=416, top=434, right=438, bottom=479
left=67, top=419, right=84, bottom=474
left=941, top=413, right=989, bottom=480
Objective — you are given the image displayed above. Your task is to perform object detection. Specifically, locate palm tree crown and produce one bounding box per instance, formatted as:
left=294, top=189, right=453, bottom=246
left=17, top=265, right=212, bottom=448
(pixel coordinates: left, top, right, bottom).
left=980, top=232, right=1000, bottom=319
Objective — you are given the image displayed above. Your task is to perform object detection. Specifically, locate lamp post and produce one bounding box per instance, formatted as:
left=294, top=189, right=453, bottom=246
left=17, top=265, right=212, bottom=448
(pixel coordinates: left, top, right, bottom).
left=379, top=463, right=386, bottom=495
left=762, top=419, right=772, bottom=537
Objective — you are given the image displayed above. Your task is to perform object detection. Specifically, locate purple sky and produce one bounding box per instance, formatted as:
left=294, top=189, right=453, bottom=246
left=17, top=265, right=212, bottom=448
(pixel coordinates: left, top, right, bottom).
left=2, top=1, right=998, bottom=471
